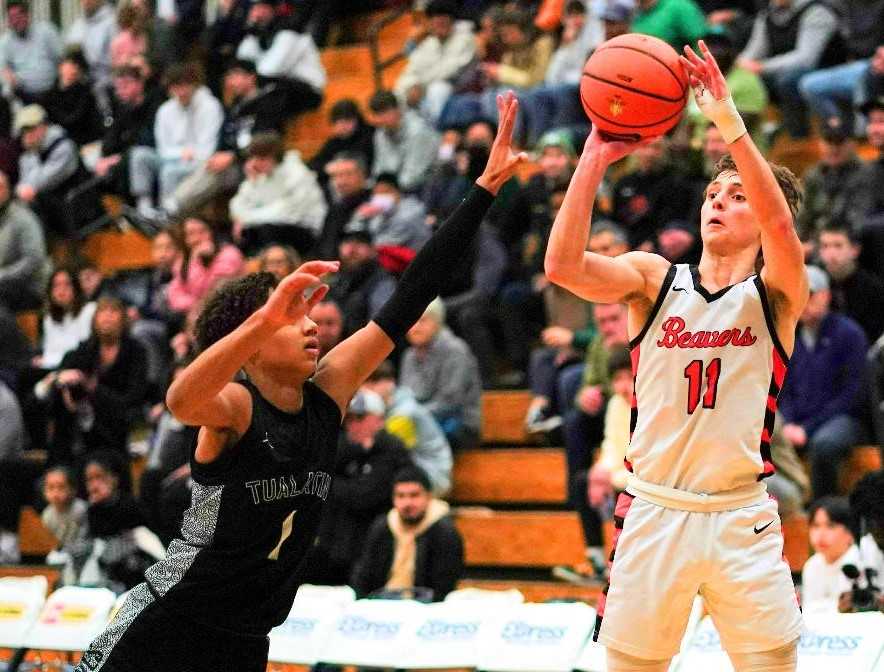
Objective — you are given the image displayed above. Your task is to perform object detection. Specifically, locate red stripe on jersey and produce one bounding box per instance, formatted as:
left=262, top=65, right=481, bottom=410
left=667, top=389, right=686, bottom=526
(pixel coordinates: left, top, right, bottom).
left=767, top=395, right=777, bottom=413
left=772, top=348, right=788, bottom=388
left=761, top=428, right=771, bottom=444
left=761, top=459, right=776, bottom=477
left=758, top=347, right=785, bottom=481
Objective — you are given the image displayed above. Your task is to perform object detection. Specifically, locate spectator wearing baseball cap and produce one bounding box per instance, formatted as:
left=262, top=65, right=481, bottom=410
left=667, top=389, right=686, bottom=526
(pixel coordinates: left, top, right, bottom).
left=779, top=265, right=870, bottom=499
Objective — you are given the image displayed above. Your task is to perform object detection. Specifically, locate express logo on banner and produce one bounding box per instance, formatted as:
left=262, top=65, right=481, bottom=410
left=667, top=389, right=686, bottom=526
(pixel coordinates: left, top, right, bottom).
left=416, top=619, right=480, bottom=641
left=278, top=617, right=319, bottom=637
left=799, top=633, right=863, bottom=655
left=501, top=621, right=567, bottom=645
left=337, top=615, right=401, bottom=640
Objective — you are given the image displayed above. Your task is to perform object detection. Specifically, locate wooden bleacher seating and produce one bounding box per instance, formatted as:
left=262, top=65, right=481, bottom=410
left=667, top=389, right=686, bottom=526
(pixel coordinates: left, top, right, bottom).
left=451, top=448, right=567, bottom=505
left=0, top=565, right=60, bottom=595
left=839, top=445, right=882, bottom=495
left=480, top=390, right=534, bottom=445
left=782, top=513, right=810, bottom=574
left=17, top=507, right=57, bottom=560
left=454, top=509, right=585, bottom=568
left=80, top=230, right=153, bottom=275
left=15, top=310, right=40, bottom=346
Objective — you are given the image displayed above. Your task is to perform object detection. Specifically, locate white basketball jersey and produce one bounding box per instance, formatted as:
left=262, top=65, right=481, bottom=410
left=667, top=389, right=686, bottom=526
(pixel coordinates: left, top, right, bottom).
left=626, top=264, right=788, bottom=494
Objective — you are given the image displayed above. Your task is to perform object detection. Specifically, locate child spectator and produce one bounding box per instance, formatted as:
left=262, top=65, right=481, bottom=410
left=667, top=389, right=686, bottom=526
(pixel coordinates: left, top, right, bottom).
left=802, top=497, right=860, bottom=612
left=41, top=465, right=88, bottom=549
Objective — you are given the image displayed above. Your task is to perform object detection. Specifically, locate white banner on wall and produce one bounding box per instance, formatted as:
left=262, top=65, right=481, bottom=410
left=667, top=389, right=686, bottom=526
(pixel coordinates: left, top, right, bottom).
left=0, top=576, right=48, bottom=648
left=23, top=586, right=115, bottom=652
left=268, top=597, right=346, bottom=665
left=399, top=600, right=492, bottom=669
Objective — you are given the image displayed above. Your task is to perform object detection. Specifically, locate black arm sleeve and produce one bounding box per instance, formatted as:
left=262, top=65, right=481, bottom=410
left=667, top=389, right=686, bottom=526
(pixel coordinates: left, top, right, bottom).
left=372, top=184, right=495, bottom=342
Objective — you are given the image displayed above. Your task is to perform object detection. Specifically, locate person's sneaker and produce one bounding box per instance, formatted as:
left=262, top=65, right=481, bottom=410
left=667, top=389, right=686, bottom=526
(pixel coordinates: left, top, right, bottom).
left=525, top=404, right=563, bottom=434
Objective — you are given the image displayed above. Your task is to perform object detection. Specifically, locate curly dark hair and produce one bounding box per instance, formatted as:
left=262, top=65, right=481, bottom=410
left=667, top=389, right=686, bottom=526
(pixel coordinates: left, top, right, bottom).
left=850, top=469, right=884, bottom=527
left=194, top=272, right=277, bottom=353
left=710, top=155, right=804, bottom=221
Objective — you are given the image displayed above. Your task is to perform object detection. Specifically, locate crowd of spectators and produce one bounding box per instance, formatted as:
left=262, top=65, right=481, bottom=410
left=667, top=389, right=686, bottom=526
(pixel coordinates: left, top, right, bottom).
left=0, top=0, right=882, bottom=605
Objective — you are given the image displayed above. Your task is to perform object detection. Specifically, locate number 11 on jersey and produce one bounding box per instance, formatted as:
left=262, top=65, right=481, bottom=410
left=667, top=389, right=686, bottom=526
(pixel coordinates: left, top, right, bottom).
left=683, top=358, right=721, bottom=414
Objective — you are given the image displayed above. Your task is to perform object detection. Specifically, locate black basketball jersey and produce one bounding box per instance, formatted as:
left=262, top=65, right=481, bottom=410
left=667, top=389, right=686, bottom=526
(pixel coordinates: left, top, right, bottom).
left=141, top=379, right=340, bottom=636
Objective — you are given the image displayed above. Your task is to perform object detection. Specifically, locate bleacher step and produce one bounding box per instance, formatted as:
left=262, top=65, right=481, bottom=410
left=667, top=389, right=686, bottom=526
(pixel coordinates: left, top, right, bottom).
left=451, top=448, right=567, bottom=505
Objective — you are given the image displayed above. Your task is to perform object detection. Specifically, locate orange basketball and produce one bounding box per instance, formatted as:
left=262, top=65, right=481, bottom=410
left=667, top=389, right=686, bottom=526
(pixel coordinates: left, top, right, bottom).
left=581, top=33, right=689, bottom=140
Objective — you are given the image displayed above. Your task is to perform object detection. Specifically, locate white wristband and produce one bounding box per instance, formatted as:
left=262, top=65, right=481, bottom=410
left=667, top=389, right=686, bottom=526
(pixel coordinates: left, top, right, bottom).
left=695, top=88, right=747, bottom=144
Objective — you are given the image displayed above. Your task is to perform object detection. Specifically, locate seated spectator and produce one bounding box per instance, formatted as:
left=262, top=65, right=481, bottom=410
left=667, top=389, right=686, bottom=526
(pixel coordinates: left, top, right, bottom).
left=93, top=65, right=161, bottom=201
left=167, top=217, right=244, bottom=316
left=131, top=63, right=224, bottom=216
left=258, top=244, right=301, bottom=282
left=779, top=266, right=869, bottom=499
left=310, top=298, right=343, bottom=357
left=401, top=299, right=482, bottom=451
left=798, top=0, right=884, bottom=133
left=351, top=465, right=463, bottom=601
left=394, top=0, right=476, bottom=123
left=347, top=172, right=430, bottom=272
left=0, top=0, right=62, bottom=100
left=630, top=0, right=707, bottom=50
left=308, top=99, right=375, bottom=193
left=737, top=0, right=841, bottom=139
left=0, top=98, right=19, bottom=185
left=369, top=90, right=440, bottom=194
left=364, top=361, right=453, bottom=496
left=315, top=151, right=372, bottom=260
left=845, top=470, right=884, bottom=611
left=563, top=302, right=628, bottom=565
left=0, top=170, right=51, bottom=312
left=37, top=296, right=148, bottom=464
left=312, top=390, right=412, bottom=586
left=236, top=0, right=325, bottom=117
left=172, top=58, right=291, bottom=217
left=229, top=132, right=327, bottom=256
left=37, top=268, right=97, bottom=371
left=64, top=0, right=116, bottom=104
left=818, top=221, right=884, bottom=342
left=852, top=96, right=884, bottom=272
left=41, top=465, right=88, bottom=549
left=110, top=3, right=149, bottom=70
left=76, top=260, right=105, bottom=303
left=796, top=121, right=867, bottom=249
left=802, top=496, right=860, bottom=613
left=15, top=104, right=86, bottom=236
left=30, top=49, right=102, bottom=147
left=329, top=219, right=396, bottom=339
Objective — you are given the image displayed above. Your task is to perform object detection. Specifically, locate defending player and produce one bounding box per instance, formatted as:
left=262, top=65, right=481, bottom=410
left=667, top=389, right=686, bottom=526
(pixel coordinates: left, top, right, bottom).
left=74, top=93, right=526, bottom=672
left=545, top=42, right=807, bottom=671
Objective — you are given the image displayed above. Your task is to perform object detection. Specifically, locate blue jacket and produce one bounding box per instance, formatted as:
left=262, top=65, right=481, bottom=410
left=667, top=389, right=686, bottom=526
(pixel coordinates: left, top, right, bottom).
left=779, top=311, right=868, bottom=435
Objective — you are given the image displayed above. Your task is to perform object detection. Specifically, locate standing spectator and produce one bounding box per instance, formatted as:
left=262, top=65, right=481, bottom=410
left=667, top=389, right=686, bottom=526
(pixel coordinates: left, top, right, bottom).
left=779, top=266, right=869, bottom=498
left=32, top=49, right=101, bottom=146
left=236, top=0, right=325, bottom=117
left=394, top=0, right=476, bottom=123
left=229, top=132, right=327, bottom=256
left=308, top=99, right=375, bottom=193
left=41, top=465, right=88, bottom=549
left=38, top=296, right=148, bottom=464
left=65, top=0, right=117, bottom=102
left=131, top=63, right=223, bottom=215
left=167, top=217, right=244, bottom=316
left=630, top=0, right=707, bottom=50
left=329, top=219, right=396, bottom=340
left=172, top=59, right=290, bottom=216
left=818, top=221, right=884, bottom=342
left=309, top=298, right=343, bottom=357
left=796, top=121, right=867, bottom=247
left=0, top=0, right=62, bottom=99
left=401, top=299, right=482, bottom=450
left=0, top=170, right=51, bottom=311
left=351, top=465, right=464, bottom=600
left=802, top=496, right=860, bottom=613
left=312, top=390, right=412, bottom=586
left=369, top=90, right=440, bottom=194
left=737, top=0, right=841, bottom=138
left=316, top=152, right=372, bottom=260
left=15, top=104, right=84, bottom=236
left=364, top=361, right=453, bottom=496
left=258, top=244, right=300, bottom=282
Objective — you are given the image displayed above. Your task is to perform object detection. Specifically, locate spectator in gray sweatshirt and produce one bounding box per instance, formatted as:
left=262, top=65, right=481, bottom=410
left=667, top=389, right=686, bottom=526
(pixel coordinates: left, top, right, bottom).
left=0, top=170, right=51, bottom=311
left=0, top=0, right=62, bottom=98
left=400, top=298, right=482, bottom=451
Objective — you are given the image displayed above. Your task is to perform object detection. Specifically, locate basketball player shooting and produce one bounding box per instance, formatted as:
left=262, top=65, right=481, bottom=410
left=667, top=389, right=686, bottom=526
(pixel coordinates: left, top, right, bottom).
left=73, top=93, right=525, bottom=672
left=545, top=41, right=808, bottom=672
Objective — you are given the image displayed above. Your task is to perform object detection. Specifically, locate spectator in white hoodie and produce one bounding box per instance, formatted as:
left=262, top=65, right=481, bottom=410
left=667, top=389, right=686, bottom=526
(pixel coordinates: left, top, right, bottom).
left=229, top=131, right=327, bottom=256
left=394, top=0, right=476, bottom=123
left=236, top=0, right=325, bottom=118
left=130, top=62, right=223, bottom=215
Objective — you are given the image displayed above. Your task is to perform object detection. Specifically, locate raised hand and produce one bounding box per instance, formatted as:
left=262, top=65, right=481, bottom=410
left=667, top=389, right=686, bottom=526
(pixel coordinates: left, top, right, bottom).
left=259, top=260, right=338, bottom=329
left=476, top=91, right=528, bottom=194
left=680, top=40, right=730, bottom=102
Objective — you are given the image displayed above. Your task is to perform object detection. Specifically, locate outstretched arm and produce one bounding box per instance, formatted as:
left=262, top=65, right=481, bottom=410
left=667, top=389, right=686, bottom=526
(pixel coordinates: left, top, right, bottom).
left=682, top=41, right=808, bottom=331
left=313, top=92, right=528, bottom=415
left=544, top=130, right=669, bottom=305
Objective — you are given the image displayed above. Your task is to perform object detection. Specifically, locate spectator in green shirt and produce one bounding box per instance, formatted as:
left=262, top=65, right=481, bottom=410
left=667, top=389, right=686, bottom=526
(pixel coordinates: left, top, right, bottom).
left=630, top=0, right=708, bottom=51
